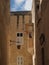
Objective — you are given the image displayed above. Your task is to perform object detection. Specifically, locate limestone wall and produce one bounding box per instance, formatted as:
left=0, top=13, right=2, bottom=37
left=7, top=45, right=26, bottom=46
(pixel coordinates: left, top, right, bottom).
left=35, top=0, right=49, bottom=65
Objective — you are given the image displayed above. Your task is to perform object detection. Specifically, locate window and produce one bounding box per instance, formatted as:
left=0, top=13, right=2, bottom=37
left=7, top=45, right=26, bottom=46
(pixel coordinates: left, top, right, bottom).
left=17, top=56, right=24, bottom=65
left=17, top=45, right=21, bottom=49
left=20, top=33, right=23, bottom=37
left=17, top=33, right=19, bottom=37
left=16, top=32, right=24, bottom=45
left=17, top=33, right=23, bottom=37
left=10, top=0, right=32, bottom=12
left=39, top=33, right=45, bottom=45
left=36, top=3, right=39, bottom=10
left=29, top=32, right=32, bottom=38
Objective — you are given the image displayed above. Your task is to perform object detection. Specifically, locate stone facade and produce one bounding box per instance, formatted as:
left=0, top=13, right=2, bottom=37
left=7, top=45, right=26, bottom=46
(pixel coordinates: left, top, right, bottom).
left=0, top=0, right=49, bottom=65
left=0, top=1, right=34, bottom=65
left=0, top=0, right=10, bottom=65
left=35, top=0, right=49, bottom=65
left=9, top=15, right=34, bottom=65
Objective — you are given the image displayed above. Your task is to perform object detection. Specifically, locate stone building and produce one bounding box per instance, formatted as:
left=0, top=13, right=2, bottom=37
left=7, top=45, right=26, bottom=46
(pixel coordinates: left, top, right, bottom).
left=0, top=0, right=49, bottom=65
left=9, top=12, right=34, bottom=65
left=0, top=0, right=34, bottom=65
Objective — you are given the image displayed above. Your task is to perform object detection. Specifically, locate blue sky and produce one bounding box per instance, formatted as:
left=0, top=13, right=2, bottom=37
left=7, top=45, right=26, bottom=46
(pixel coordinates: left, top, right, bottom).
left=10, top=0, right=33, bottom=12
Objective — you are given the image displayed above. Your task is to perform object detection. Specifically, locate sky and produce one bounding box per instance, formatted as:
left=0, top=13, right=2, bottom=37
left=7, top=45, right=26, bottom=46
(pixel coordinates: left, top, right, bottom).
left=10, top=0, right=33, bottom=12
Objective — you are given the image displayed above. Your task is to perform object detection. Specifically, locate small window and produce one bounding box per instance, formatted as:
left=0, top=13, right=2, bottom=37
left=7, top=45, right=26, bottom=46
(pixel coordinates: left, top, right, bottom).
left=37, top=4, right=39, bottom=10
left=20, top=33, right=23, bottom=37
left=17, top=45, right=21, bottom=49
left=17, top=33, right=23, bottom=37
left=39, top=33, right=45, bottom=45
left=17, top=56, right=24, bottom=65
left=36, top=2, right=40, bottom=10
left=17, top=33, right=19, bottom=37
left=29, top=33, right=32, bottom=38
left=16, top=32, right=24, bottom=45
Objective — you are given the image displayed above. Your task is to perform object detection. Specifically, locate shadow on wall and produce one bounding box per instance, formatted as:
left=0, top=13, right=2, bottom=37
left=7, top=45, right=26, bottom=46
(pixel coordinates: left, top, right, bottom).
left=0, top=0, right=10, bottom=65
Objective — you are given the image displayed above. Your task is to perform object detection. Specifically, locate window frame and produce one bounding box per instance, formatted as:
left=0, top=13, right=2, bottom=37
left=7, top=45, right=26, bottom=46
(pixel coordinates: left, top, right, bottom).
left=16, top=32, right=24, bottom=45
left=17, top=56, right=24, bottom=65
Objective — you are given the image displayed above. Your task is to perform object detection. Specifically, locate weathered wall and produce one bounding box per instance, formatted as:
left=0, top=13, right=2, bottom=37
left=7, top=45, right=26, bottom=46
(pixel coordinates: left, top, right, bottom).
left=35, top=0, right=49, bottom=65
left=9, top=15, right=33, bottom=65
left=0, top=1, right=33, bottom=65
left=0, top=0, right=10, bottom=65
left=42, top=1, right=49, bottom=65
